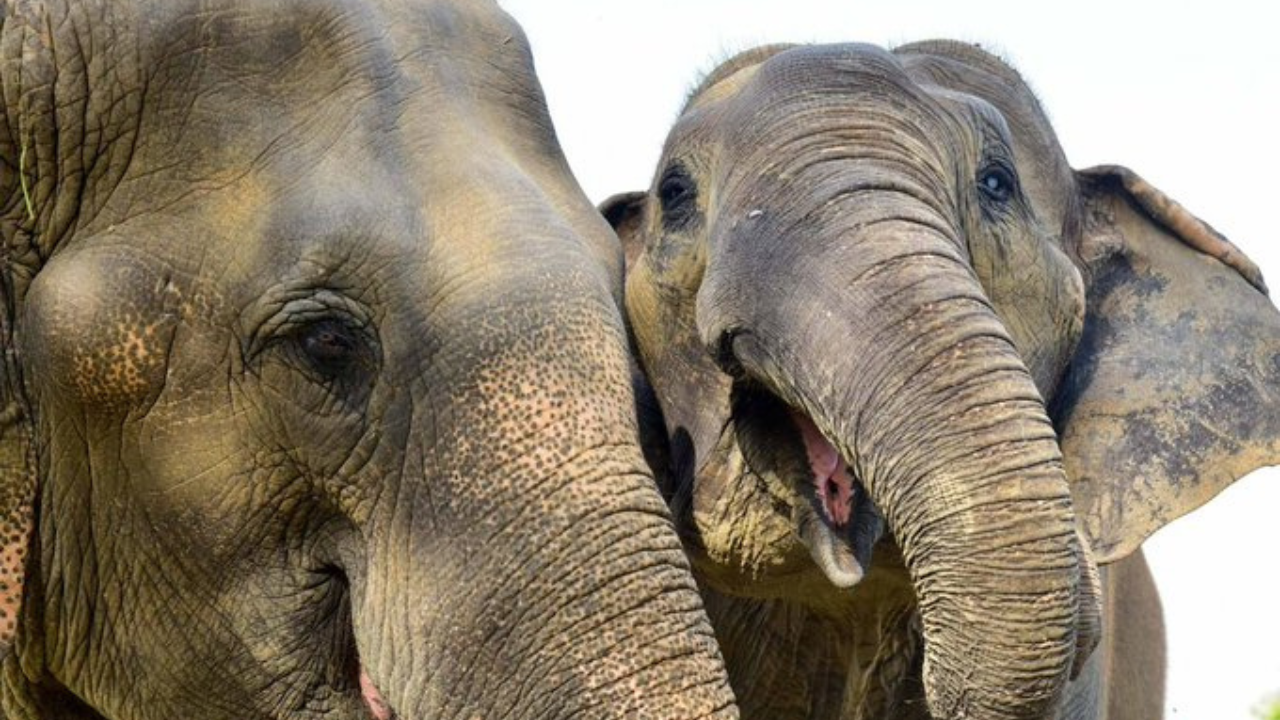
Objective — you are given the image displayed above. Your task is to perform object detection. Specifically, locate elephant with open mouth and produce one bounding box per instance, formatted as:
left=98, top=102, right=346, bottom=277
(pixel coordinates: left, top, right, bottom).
left=604, top=41, right=1280, bottom=719
left=0, top=0, right=740, bottom=718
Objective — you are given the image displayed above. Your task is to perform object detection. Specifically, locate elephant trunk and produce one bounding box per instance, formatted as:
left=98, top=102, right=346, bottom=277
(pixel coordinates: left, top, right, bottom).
left=700, top=214, right=1091, bottom=718
left=340, top=291, right=739, bottom=720
left=346, top=468, right=739, bottom=720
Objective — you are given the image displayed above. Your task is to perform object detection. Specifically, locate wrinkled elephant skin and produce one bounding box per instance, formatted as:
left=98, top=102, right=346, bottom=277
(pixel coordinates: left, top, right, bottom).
left=0, top=1, right=738, bottom=718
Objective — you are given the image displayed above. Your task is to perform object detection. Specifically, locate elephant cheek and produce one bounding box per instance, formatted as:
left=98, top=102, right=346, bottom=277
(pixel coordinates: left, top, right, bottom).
left=686, top=441, right=816, bottom=591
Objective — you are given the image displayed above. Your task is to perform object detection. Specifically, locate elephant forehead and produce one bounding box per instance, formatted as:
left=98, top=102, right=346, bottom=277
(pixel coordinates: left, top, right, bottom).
left=134, top=0, right=526, bottom=92
left=48, top=0, right=602, bottom=309
left=672, top=46, right=974, bottom=194
left=62, top=0, right=542, bottom=231
left=719, top=44, right=951, bottom=128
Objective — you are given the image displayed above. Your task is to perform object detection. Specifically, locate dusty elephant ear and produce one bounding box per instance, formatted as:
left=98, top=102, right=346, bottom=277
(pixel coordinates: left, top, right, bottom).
left=1054, top=165, right=1280, bottom=564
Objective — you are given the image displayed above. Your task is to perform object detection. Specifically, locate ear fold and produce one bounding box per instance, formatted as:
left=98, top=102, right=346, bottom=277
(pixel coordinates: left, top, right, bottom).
left=1054, top=165, right=1280, bottom=563
left=599, top=191, right=649, bottom=273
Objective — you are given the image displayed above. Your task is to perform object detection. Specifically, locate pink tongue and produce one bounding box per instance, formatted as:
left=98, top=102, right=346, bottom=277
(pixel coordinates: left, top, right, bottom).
left=361, top=670, right=392, bottom=720
left=790, top=411, right=854, bottom=527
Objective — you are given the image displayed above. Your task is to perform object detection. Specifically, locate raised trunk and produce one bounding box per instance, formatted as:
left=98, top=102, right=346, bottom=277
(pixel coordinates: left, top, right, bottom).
left=700, top=216, right=1088, bottom=719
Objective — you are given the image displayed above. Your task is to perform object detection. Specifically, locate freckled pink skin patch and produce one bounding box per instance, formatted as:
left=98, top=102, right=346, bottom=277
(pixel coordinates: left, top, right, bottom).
left=360, top=670, right=392, bottom=720
left=790, top=410, right=854, bottom=527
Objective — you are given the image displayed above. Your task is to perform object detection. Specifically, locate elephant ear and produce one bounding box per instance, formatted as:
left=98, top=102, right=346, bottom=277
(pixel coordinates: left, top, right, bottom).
left=0, top=301, right=37, bottom=663
left=600, top=191, right=649, bottom=272
left=1, top=130, right=40, bottom=664
left=1055, top=164, right=1280, bottom=564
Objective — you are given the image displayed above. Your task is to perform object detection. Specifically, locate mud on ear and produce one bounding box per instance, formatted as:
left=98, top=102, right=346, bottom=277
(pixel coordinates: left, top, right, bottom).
left=599, top=191, right=649, bottom=275
left=1054, top=165, right=1280, bottom=564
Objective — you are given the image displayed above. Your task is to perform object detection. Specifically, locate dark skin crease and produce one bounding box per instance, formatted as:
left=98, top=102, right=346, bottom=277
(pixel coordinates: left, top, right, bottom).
left=0, top=1, right=738, bottom=719
left=607, top=40, right=1280, bottom=720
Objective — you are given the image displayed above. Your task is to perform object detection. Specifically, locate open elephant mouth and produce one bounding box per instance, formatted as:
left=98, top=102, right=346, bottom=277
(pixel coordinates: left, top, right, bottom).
left=730, top=383, right=885, bottom=588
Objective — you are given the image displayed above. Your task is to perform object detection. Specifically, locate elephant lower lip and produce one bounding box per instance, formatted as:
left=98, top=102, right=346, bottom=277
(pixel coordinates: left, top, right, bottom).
left=798, top=504, right=868, bottom=588
left=787, top=410, right=884, bottom=589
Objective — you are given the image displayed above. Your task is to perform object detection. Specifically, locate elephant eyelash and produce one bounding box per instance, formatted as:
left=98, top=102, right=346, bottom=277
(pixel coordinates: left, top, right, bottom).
left=245, top=290, right=376, bottom=359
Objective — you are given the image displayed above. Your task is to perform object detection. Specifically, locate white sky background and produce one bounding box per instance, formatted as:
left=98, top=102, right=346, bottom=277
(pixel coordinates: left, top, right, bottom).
left=497, top=1, right=1279, bottom=718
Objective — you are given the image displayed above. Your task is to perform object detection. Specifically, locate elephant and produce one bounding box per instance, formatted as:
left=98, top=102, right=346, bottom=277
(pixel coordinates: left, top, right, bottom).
left=0, top=0, right=741, bottom=718
left=602, top=40, right=1280, bottom=720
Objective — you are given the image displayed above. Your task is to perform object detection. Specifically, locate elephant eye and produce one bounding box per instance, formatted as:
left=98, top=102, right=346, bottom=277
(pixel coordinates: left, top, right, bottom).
left=658, top=164, right=699, bottom=231
left=978, top=163, right=1018, bottom=204
left=247, top=292, right=380, bottom=412
left=295, top=319, right=366, bottom=378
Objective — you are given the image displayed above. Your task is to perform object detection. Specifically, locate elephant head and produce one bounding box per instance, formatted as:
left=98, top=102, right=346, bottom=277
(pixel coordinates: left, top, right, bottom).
left=0, top=1, right=738, bottom=718
left=604, top=41, right=1279, bottom=719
